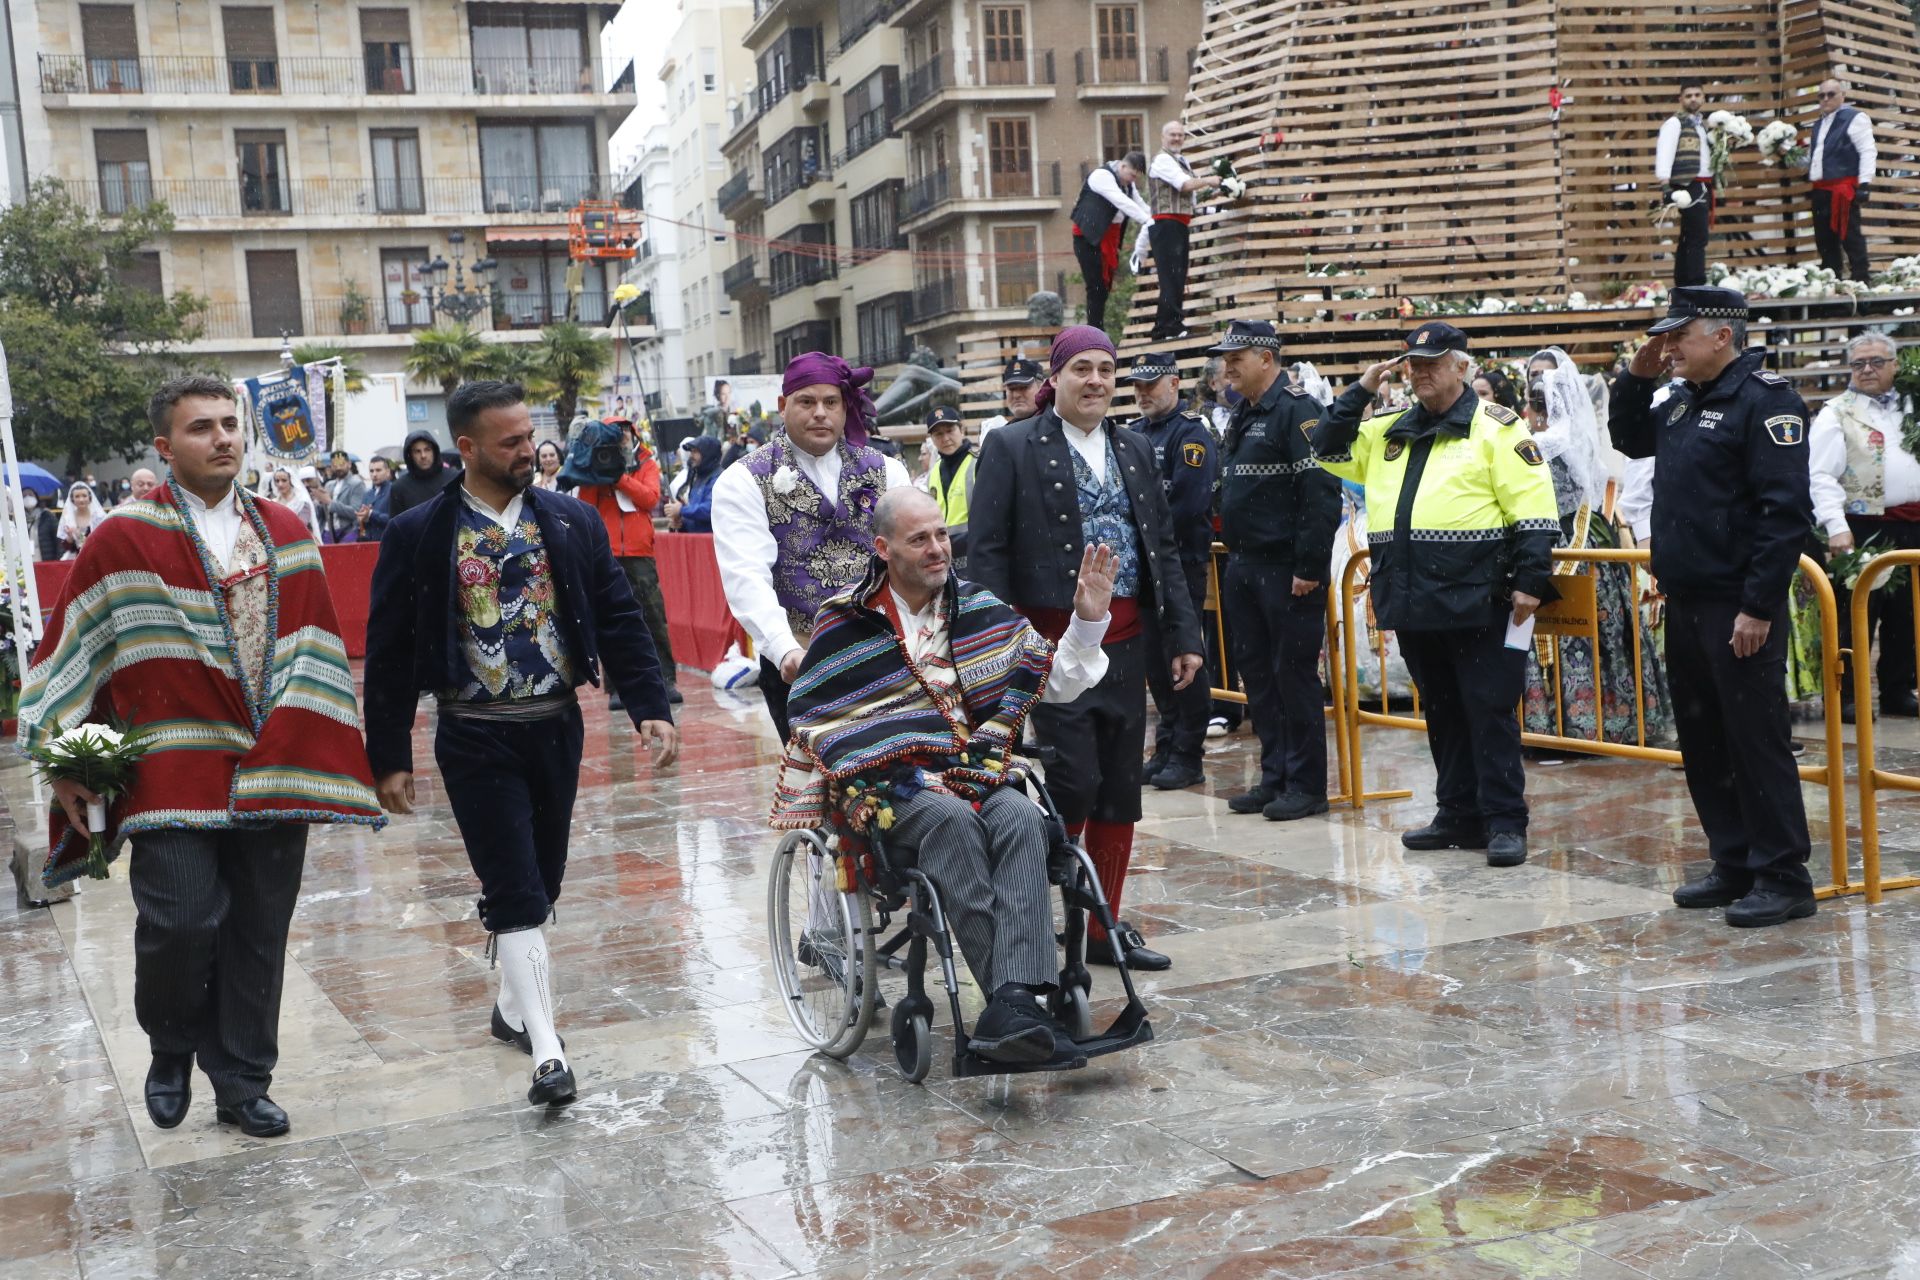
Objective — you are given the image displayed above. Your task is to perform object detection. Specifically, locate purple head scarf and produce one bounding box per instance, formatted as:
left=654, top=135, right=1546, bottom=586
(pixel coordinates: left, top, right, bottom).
left=781, top=352, right=878, bottom=448
left=1032, top=325, right=1119, bottom=416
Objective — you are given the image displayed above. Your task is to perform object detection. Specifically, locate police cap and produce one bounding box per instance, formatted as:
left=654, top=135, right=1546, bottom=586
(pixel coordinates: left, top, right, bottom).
left=1121, top=351, right=1180, bottom=383
left=1403, top=321, right=1470, bottom=357
left=1001, top=356, right=1043, bottom=386
left=1207, top=320, right=1282, bottom=354
left=925, top=404, right=962, bottom=429
left=1647, top=285, right=1750, bottom=335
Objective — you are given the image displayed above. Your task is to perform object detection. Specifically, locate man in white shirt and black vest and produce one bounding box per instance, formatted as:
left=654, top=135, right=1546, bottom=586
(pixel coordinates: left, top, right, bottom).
left=1808, top=78, right=1876, bottom=282
left=1655, top=81, right=1714, bottom=287
left=1811, top=330, right=1915, bottom=719
left=1070, top=153, right=1151, bottom=333
left=1140, top=121, right=1221, bottom=341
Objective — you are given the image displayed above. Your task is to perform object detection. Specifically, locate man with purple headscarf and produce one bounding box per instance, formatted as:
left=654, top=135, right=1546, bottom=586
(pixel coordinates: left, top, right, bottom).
left=971, top=325, right=1206, bottom=973
left=713, top=352, right=911, bottom=746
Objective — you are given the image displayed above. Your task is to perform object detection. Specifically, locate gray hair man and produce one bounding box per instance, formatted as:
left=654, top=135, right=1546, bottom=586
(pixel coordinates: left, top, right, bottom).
left=1137, top=120, right=1222, bottom=340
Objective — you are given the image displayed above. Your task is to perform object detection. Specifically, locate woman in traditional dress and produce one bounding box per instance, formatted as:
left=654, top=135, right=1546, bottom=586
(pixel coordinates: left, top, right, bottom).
left=55, top=482, right=102, bottom=559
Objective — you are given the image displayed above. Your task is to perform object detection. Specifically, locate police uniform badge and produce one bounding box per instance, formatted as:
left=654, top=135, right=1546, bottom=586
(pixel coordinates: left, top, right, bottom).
left=1764, top=414, right=1805, bottom=446
left=1300, top=417, right=1319, bottom=440
left=1182, top=442, right=1207, bottom=467
left=1514, top=439, right=1545, bottom=466
left=1383, top=439, right=1406, bottom=462
left=1668, top=401, right=1689, bottom=425
left=1482, top=403, right=1520, bottom=425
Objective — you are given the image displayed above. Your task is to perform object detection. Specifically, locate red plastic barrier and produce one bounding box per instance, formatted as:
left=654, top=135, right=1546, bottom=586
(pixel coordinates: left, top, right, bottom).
left=654, top=532, right=750, bottom=673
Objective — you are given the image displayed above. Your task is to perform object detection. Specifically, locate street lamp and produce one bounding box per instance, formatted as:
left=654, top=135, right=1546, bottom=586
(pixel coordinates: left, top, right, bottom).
left=422, top=230, right=497, bottom=326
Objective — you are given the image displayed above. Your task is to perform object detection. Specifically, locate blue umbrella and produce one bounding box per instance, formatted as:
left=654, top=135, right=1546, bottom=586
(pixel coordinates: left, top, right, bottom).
left=5, top=463, right=60, bottom=497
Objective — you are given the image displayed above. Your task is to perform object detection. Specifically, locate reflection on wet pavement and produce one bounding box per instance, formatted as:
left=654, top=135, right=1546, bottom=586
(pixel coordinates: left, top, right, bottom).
left=10, top=673, right=1920, bottom=1277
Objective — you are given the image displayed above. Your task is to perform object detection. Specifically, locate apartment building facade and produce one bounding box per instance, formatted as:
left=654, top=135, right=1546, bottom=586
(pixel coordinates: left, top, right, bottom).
left=17, top=0, right=637, bottom=413
left=613, top=125, right=687, bottom=416
left=717, top=0, right=914, bottom=378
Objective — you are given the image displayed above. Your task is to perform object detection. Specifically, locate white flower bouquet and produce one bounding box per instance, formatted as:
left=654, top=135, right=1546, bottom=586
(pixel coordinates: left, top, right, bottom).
left=1756, top=119, right=1807, bottom=169
left=1212, top=157, right=1247, bottom=201
left=1705, top=111, right=1753, bottom=182
left=30, top=720, right=154, bottom=879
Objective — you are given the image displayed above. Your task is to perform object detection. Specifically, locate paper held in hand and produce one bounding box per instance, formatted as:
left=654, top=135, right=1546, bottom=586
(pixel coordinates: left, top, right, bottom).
left=1504, top=613, right=1538, bottom=652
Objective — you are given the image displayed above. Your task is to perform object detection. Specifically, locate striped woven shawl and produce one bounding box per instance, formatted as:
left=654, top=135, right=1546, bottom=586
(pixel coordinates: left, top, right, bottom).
left=19, top=480, right=385, bottom=884
left=770, top=561, right=1053, bottom=830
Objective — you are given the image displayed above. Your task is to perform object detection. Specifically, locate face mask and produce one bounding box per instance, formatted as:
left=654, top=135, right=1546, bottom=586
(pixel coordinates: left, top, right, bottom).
left=22, top=495, right=36, bottom=510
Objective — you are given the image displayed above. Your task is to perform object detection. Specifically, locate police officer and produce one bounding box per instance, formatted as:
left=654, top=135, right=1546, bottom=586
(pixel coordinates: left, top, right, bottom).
left=1611, top=286, right=1817, bottom=928
left=1208, top=322, right=1342, bottom=820
left=1124, top=350, right=1219, bottom=791
left=979, top=357, right=1045, bottom=441
left=923, top=404, right=976, bottom=571
left=1313, top=322, right=1560, bottom=867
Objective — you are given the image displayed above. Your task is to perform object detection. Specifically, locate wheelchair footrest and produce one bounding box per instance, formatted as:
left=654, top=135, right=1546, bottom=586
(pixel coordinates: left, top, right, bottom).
left=1071, top=999, right=1154, bottom=1059
left=952, top=1047, right=1090, bottom=1077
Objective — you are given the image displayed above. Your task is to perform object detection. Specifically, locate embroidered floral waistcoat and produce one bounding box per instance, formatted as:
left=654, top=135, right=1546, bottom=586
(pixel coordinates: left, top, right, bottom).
left=745, top=435, right=891, bottom=639
left=1830, top=390, right=1903, bottom=516
left=1070, top=434, right=1141, bottom=598
left=449, top=503, right=575, bottom=701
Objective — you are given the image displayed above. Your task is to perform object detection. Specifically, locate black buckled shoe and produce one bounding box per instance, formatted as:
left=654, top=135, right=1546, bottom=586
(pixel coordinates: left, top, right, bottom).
left=491, top=1004, right=532, bottom=1055
left=1884, top=692, right=1920, bottom=718
left=1228, top=786, right=1276, bottom=815
left=1672, top=868, right=1753, bottom=909
left=215, top=1095, right=289, bottom=1138
left=1263, top=792, right=1330, bottom=822
left=1485, top=832, right=1527, bottom=868
left=144, top=1052, right=192, bottom=1130
left=967, top=985, right=1057, bottom=1064
left=1087, top=922, right=1172, bottom=971
left=528, top=1059, right=578, bottom=1107
left=1401, top=820, right=1489, bottom=851
left=1725, top=885, right=1818, bottom=929
left=1152, top=761, right=1206, bottom=791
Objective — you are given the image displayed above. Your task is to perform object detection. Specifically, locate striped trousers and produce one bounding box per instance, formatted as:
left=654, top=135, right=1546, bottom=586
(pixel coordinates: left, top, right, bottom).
left=127, top=825, right=308, bottom=1104
left=883, top=786, right=1055, bottom=991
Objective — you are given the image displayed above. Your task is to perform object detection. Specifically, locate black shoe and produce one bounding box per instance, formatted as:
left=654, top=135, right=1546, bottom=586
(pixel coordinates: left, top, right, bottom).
left=215, top=1095, right=289, bottom=1138
left=1725, top=885, right=1818, bottom=928
left=667, top=687, right=684, bottom=705
left=1884, top=692, right=1920, bottom=717
left=1141, top=754, right=1170, bottom=786
left=144, top=1052, right=192, bottom=1130
left=1263, top=792, right=1329, bottom=822
left=1672, top=867, right=1753, bottom=909
left=1087, top=921, right=1172, bottom=971
left=608, top=693, right=625, bottom=711
left=968, top=985, right=1057, bottom=1064
left=490, top=1005, right=563, bottom=1056
left=1841, top=700, right=1857, bottom=725
left=528, top=1059, right=578, bottom=1106
left=1486, top=832, right=1527, bottom=867
left=1401, top=820, right=1488, bottom=851
left=1152, top=761, right=1205, bottom=790
left=1228, top=786, right=1276, bottom=815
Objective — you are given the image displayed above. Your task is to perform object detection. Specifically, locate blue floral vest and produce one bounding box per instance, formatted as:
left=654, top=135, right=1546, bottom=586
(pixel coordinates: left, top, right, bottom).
left=1070, top=433, right=1140, bottom=598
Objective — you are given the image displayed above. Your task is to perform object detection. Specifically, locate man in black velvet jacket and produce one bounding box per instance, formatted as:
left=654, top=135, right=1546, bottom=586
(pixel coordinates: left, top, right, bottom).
left=364, top=380, right=678, bottom=1107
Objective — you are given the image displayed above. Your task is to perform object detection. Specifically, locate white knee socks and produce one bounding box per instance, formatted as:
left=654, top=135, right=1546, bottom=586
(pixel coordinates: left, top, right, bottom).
left=495, top=927, right=565, bottom=1068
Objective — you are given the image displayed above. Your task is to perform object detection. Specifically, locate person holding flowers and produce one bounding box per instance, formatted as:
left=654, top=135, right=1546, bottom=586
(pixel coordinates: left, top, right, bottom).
left=17, top=375, right=386, bottom=1138
left=1655, top=82, right=1715, bottom=286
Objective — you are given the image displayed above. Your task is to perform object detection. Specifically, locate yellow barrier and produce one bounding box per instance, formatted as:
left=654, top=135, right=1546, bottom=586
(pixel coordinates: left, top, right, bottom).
left=1334, top=547, right=1860, bottom=899
left=1850, top=550, right=1920, bottom=903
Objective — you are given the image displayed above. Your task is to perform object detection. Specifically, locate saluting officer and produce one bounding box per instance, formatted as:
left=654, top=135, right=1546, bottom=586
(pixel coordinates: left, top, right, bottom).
left=1211, top=322, right=1342, bottom=821
left=1611, top=286, right=1817, bottom=928
left=1313, top=322, right=1560, bottom=867
left=1124, top=350, right=1219, bottom=791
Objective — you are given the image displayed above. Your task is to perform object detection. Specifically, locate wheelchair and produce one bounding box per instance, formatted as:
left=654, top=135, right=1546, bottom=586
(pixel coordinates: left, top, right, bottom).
left=765, top=777, right=1153, bottom=1083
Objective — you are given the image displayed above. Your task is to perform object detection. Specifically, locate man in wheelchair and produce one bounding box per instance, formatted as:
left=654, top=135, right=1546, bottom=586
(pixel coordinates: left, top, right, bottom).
left=770, top=488, right=1118, bottom=1064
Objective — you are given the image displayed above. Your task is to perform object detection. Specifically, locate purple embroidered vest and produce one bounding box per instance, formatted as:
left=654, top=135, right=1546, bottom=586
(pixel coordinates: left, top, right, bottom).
left=746, top=435, right=891, bottom=639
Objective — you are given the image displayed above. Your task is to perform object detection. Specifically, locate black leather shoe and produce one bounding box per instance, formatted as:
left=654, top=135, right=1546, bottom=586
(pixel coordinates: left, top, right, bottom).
left=1140, top=754, right=1170, bottom=786
left=144, top=1052, right=192, bottom=1130
left=1087, top=922, right=1172, bottom=971
left=528, top=1059, right=578, bottom=1107
left=215, top=1095, right=289, bottom=1138
left=1884, top=692, right=1920, bottom=717
left=1401, top=821, right=1488, bottom=851
left=1841, top=700, right=1857, bottom=725
left=1672, top=868, right=1753, bottom=908
left=1486, top=832, right=1528, bottom=867
left=1726, top=885, right=1818, bottom=928
left=967, top=985, right=1056, bottom=1064
left=491, top=1004, right=532, bottom=1055
left=1152, top=762, right=1205, bottom=791
left=1228, top=786, right=1276, bottom=815
left=667, top=687, right=685, bottom=705
left=1263, top=792, right=1329, bottom=822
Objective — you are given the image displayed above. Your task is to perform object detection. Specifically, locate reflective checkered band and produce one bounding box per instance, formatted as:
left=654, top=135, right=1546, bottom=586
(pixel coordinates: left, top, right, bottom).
left=1226, top=458, right=1320, bottom=477
left=1373, top=527, right=1510, bottom=543
left=1694, top=307, right=1746, bottom=318
left=1218, top=335, right=1282, bottom=350
left=1128, top=362, right=1178, bottom=380
left=1512, top=518, right=1562, bottom=535
left=1318, top=451, right=1353, bottom=464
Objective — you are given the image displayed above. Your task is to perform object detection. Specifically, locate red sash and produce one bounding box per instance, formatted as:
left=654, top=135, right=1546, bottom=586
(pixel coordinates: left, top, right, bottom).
left=1813, top=176, right=1860, bottom=236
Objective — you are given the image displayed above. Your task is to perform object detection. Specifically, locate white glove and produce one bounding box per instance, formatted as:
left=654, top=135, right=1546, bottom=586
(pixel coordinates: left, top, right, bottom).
left=1128, top=249, right=1145, bottom=274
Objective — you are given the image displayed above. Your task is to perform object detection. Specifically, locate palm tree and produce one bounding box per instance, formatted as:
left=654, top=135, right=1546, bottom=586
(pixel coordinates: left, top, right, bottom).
left=403, top=323, right=493, bottom=399
left=484, top=342, right=559, bottom=409
left=532, top=321, right=611, bottom=430
left=290, top=343, right=367, bottom=393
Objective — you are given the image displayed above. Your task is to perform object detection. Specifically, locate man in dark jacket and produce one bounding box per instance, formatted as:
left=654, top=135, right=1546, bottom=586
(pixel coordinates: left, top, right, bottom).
left=970, top=325, right=1205, bottom=972
left=364, top=381, right=678, bottom=1108
left=1123, top=351, right=1218, bottom=791
left=385, top=428, right=461, bottom=521
left=1212, top=321, right=1342, bottom=821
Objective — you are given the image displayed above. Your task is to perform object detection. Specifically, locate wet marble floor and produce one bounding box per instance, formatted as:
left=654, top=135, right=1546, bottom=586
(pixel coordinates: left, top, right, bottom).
left=12, top=676, right=1920, bottom=1277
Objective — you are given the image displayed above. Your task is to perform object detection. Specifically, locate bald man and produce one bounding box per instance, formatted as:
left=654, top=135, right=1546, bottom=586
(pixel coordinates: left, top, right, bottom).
left=105, top=468, right=160, bottom=515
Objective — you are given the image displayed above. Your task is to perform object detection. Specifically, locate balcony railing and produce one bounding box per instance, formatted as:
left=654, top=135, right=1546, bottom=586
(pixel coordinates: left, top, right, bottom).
left=188, top=289, right=613, bottom=342
left=981, top=50, right=1055, bottom=87
left=902, top=170, right=951, bottom=218
left=717, top=167, right=760, bottom=214
left=39, top=53, right=605, bottom=97
left=729, top=353, right=764, bottom=375
left=1072, top=46, right=1170, bottom=86
left=839, top=108, right=895, bottom=165
left=988, top=160, right=1062, bottom=200
left=722, top=254, right=767, bottom=297
left=912, top=278, right=959, bottom=320
left=901, top=59, right=947, bottom=112
left=856, top=337, right=914, bottom=367
left=764, top=159, right=830, bottom=209
left=768, top=254, right=838, bottom=299
left=837, top=0, right=906, bottom=51
left=66, top=173, right=610, bottom=219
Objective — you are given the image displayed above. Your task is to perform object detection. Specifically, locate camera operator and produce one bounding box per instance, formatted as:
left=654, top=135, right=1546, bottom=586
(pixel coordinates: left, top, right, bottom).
left=567, top=417, right=680, bottom=705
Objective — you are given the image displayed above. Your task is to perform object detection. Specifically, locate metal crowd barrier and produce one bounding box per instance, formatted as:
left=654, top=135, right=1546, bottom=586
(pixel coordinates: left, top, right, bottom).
left=1849, top=550, right=1920, bottom=903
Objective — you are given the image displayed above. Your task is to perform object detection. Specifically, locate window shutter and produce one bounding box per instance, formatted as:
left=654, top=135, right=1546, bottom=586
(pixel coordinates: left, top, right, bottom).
left=222, top=7, right=276, bottom=58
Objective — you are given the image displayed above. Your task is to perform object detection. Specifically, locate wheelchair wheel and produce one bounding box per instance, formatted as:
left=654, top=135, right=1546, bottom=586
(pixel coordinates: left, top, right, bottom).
left=891, top=1003, right=933, bottom=1084
left=768, top=831, right=877, bottom=1058
left=1049, top=982, right=1094, bottom=1043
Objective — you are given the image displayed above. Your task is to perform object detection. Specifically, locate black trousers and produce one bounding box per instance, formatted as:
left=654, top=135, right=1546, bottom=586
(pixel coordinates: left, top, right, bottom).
left=1033, top=633, right=1146, bottom=826
left=128, top=824, right=308, bottom=1104
left=1226, top=560, right=1329, bottom=797
left=617, top=556, right=676, bottom=686
left=1398, top=624, right=1529, bottom=833
left=435, top=705, right=586, bottom=932
left=1074, top=234, right=1112, bottom=331
left=1664, top=594, right=1812, bottom=892
left=1674, top=186, right=1711, bottom=287
left=1838, top=516, right=1920, bottom=699
left=760, top=656, right=793, bottom=745
left=1146, top=559, right=1214, bottom=766
left=1812, top=189, right=1871, bottom=282
left=1148, top=219, right=1190, bottom=337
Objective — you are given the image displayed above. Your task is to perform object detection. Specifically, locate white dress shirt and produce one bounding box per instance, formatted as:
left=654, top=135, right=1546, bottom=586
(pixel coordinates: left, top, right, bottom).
left=1655, top=115, right=1711, bottom=182
left=713, top=448, right=913, bottom=662
left=180, top=483, right=244, bottom=568
left=1087, top=164, right=1152, bottom=229
left=1616, top=457, right=1657, bottom=542
left=1809, top=390, right=1913, bottom=535
left=459, top=483, right=526, bottom=531
left=1809, top=109, right=1877, bottom=183
left=1060, top=418, right=1109, bottom=484
left=890, top=587, right=1110, bottom=704
left=1134, top=151, right=1200, bottom=259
